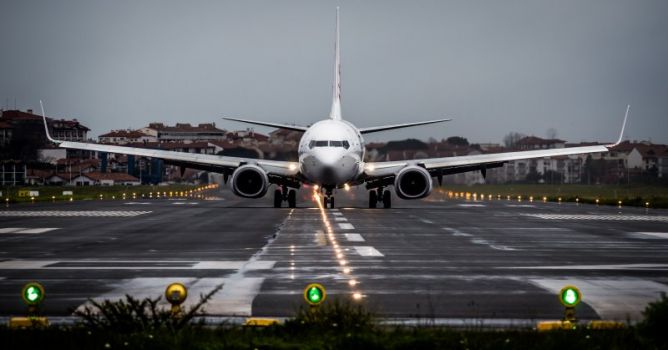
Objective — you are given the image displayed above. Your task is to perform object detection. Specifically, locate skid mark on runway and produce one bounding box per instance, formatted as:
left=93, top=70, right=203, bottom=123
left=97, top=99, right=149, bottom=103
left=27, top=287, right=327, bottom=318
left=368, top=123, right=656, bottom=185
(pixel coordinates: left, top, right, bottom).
left=344, top=233, right=365, bottom=242
left=0, top=210, right=152, bottom=217
left=354, top=246, right=384, bottom=257
left=530, top=278, right=668, bottom=320
left=523, top=214, right=668, bottom=222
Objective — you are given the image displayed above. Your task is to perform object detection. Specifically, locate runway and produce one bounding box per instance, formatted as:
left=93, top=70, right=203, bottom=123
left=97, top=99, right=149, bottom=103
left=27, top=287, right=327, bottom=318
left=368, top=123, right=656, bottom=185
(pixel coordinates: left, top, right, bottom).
left=1, top=187, right=668, bottom=323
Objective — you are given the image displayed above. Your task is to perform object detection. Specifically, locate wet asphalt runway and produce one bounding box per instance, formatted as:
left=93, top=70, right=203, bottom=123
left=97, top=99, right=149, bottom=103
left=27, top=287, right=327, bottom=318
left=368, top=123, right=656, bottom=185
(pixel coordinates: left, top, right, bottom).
left=1, top=187, right=667, bottom=323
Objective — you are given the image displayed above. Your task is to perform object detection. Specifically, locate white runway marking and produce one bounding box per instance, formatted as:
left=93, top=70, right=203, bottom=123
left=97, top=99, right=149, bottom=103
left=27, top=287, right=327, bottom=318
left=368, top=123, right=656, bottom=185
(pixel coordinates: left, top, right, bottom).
left=442, top=227, right=472, bottom=237
left=505, top=204, right=535, bottom=208
left=502, top=263, right=668, bottom=271
left=420, top=218, right=434, bottom=224
left=334, top=217, right=348, bottom=221
left=458, top=204, right=486, bottom=207
left=634, top=232, right=668, bottom=239
left=523, top=213, right=668, bottom=222
left=123, top=202, right=151, bottom=205
left=332, top=212, right=343, bottom=216
left=530, top=278, right=668, bottom=320
left=172, top=202, right=199, bottom=205
left=344, top=233, right=365, bottom=242
left=0, top=211, right=152, bottom=217
left=354, top=246, right=384, bottom=257
left=0, top=227, right=58, bottom=234
left=203, top=277, right=265, bottom=316
left=0, top=228, right=26, bottom=233
left=0, top=260, right=276, bottom=270
left=338, top=223, right=355, bottom=230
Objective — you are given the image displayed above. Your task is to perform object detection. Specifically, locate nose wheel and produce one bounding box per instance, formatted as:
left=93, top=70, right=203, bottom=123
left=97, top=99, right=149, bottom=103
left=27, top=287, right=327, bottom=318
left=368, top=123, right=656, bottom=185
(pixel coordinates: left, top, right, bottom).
left=274, top=187, right=297, bottom=208
left=369, top=188, right=391, bottom=209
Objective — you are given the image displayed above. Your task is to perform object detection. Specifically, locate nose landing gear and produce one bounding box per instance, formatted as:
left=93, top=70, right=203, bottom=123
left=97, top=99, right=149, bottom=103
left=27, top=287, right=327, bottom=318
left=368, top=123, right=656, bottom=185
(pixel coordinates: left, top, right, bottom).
left=322, top=186, right=335, bottom=209
left=274, top=186, right=297, bottom=208
left=369, top=188, right=391, bottom=209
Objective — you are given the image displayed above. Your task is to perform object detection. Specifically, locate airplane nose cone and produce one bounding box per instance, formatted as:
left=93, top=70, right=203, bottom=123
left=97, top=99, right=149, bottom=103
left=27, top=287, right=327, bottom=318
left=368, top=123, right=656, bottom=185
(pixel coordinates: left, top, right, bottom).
left=320, top=166, right=337, bottom=184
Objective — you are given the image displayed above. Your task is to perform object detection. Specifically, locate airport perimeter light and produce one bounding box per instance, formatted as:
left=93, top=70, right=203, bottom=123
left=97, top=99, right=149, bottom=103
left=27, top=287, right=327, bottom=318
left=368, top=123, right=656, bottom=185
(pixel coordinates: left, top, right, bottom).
left=304, top=283, right=326, bottom=306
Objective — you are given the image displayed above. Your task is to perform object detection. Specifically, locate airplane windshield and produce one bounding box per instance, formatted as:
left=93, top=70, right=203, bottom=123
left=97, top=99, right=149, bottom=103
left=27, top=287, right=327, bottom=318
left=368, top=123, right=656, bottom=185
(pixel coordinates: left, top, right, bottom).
left=309, top=140, right=351, bottom=149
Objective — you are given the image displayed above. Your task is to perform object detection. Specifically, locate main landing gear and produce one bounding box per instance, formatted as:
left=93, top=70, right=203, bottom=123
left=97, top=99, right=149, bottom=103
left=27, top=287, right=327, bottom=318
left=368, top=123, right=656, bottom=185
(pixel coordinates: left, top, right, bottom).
left=369, top=188, right=391, bottom=209
left=274, top=186, right=296, bottom=208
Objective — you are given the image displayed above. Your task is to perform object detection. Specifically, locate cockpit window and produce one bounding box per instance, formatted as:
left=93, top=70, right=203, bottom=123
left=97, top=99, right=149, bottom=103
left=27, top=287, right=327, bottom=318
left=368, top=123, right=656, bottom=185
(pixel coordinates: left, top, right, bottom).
left=308, top=140, right=350, bottom=149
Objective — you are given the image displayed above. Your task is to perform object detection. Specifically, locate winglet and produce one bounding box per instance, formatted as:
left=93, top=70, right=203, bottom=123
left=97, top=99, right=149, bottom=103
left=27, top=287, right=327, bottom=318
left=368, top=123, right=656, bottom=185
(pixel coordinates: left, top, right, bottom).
left=608, top=104, right=630, bottom=147
left=40, top=100, right=61, bottom=144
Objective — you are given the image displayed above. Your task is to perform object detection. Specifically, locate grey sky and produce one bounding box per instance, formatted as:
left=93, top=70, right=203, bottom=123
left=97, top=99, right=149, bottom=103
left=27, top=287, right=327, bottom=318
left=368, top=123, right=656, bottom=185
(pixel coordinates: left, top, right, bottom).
left=1, top=0, right=667, bottom=144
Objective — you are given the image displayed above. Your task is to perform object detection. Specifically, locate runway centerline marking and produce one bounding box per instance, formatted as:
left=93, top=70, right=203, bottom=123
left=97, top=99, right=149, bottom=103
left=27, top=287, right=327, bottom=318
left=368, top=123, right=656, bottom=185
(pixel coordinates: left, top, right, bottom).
left=344, top=233, right=365, bottom=242
left=338, top=223, right=355, bottom=230
left=12, top=228, right=60, bottom=234
left=334, top=217, right=348, bottom=221
left=457, top=204, right=486, bottom=207
left=0, top=228, right=26, bottom=233
left=354, top=246, right=384, bottom=257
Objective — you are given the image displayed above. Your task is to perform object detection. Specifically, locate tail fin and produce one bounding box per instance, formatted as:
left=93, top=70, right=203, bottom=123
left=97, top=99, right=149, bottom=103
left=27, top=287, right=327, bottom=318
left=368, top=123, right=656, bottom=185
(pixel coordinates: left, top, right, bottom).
left=329, top=7, right=342, bottom=120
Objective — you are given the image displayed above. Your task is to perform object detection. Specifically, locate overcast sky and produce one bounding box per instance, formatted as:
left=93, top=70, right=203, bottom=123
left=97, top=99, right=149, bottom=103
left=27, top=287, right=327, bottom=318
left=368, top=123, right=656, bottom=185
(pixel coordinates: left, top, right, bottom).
left=1, top=0, right=666, bottom=144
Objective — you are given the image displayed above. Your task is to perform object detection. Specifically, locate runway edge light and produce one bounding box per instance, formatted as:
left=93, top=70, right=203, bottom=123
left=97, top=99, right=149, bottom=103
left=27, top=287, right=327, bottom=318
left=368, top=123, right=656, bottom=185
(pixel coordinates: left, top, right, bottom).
left=10, top=282, right=49, bottom=328
left=165, top=282, right=188, bottom=317
left=304, top=283, right=326, bottom=306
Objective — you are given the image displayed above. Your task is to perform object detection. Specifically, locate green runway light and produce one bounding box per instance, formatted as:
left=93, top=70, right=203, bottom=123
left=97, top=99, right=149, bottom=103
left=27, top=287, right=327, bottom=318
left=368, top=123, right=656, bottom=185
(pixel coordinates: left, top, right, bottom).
left=308, top=287, right=322, bottom=303
left=21, top=282, right=45, bottom=305
left=303, top=283, right=326, bottom=306
left=559, top=285, right=581, bottom=307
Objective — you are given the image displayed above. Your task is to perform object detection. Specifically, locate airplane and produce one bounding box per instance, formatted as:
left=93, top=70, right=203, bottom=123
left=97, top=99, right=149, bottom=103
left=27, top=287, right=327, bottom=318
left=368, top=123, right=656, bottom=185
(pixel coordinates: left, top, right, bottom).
left=40, top=8, right=629, bottom=209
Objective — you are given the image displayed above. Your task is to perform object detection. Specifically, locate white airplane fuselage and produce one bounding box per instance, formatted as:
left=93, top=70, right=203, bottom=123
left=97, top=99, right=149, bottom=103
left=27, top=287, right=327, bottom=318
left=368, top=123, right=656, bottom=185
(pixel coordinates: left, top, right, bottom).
left=297, top=119, right=365, bottom=187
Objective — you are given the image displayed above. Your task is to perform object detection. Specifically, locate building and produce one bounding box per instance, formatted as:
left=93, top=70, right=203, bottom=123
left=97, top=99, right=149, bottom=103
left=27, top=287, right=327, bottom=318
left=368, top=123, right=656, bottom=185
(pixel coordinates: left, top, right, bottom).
left=99, top=130, right=156, bottom=144
left=139, top=122, right=226, bottom=143
left=71, top=172, right=140, bottom=186
left=0, top=109, right=90, bottom=142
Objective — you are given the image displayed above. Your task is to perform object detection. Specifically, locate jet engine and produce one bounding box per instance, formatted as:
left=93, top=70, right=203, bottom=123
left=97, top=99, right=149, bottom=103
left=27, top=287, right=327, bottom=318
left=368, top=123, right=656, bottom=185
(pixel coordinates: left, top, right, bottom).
left=394, top=166, right=433, bottom=199
left=230, top=165, right=269, bottom=198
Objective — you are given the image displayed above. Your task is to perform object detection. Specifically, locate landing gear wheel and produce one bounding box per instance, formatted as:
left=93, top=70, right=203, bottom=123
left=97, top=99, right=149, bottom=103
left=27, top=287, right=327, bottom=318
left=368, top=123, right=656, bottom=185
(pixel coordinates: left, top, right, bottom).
left=287, top=190, right=297, bottom=208
left=323, top=196, right=329, bottom=209
left=273, top=189, right=282, bottom=208
left=382, top=190, right=392, bottom=208
left=329, top=196, right=335, bottom=209
left=369, top=191, right=377, bottom=208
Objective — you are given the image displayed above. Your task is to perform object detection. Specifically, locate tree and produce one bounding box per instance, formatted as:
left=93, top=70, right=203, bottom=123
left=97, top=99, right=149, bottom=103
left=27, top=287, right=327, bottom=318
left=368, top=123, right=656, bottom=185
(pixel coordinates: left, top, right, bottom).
left=503, top=132, right=526, bottom=149
left=445, top=136, right=469, bottom=146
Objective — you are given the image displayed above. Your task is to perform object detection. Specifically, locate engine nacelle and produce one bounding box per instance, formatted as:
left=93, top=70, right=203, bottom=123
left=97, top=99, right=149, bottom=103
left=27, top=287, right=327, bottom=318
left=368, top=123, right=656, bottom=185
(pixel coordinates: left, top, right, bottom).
left=230, top=165, right=269, bottom=198
left=394, top=166, right=433, bottom=200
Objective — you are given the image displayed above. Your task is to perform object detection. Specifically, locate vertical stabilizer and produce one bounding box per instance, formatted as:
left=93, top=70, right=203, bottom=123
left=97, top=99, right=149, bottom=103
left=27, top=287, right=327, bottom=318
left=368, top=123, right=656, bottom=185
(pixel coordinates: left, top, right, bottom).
left=329, top=7, right=342, bottom=120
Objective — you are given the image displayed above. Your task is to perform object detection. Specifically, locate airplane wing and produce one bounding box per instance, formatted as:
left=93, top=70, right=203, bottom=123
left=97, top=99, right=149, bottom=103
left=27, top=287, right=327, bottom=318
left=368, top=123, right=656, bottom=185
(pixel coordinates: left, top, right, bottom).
left=41, top=103, right=299, bottom=178
left=358, top=118, right=452, bottom=134
left=222, top=117, right=309, bottom=132
left=364, top=106, right=630, bottom=179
